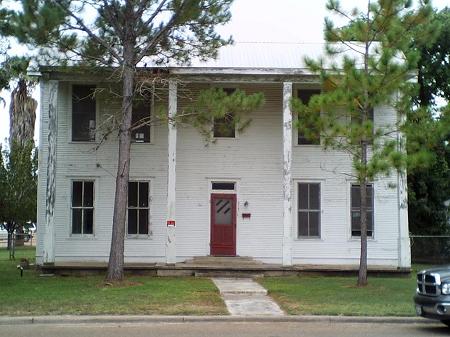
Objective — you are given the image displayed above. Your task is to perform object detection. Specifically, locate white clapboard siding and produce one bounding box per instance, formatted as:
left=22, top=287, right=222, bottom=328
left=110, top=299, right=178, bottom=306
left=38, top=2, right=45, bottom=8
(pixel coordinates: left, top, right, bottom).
left=36, top=81, right=407, bottom=267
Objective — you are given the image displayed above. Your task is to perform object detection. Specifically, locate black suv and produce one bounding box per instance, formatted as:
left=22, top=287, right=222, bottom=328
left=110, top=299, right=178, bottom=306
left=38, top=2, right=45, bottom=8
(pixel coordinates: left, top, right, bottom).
left=414, top=266, right=450, bottom=327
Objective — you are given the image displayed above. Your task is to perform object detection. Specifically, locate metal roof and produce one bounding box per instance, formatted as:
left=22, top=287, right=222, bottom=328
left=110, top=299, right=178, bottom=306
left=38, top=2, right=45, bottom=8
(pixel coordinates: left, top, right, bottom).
left=187, top=42, right=327, bottom=69
left=144, top=41, right=380, bottom=70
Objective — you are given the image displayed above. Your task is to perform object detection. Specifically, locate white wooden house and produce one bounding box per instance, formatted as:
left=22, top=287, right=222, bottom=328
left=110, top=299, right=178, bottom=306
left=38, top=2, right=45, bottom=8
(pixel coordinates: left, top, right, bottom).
left=35, top=43, right=411, bottom=270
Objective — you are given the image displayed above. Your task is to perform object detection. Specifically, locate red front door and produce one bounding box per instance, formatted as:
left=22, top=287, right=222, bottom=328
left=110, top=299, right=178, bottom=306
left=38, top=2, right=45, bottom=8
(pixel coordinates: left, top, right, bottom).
left=210, top=193, right=236, bottom=256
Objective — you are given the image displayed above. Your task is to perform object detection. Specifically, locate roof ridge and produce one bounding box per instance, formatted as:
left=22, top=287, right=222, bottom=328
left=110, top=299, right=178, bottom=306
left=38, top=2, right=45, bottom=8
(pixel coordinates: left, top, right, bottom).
left=232, top=41, right=325, bottom=45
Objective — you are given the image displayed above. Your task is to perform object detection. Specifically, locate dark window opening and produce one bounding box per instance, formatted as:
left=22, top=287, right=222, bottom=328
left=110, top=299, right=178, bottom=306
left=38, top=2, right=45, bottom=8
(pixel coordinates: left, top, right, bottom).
left=132, top=99, right=151, bottom=143
left=297, top=89, right=321, bottom=145
left=71, top=181, right=94, bottom=234
left=298, top=183, right=321, bottom=237
left=212, top=182, right=235, bottom=190
left=127, top=181, right=150, bottom=235
left=351, top=184, right=374, bottom=237
left=72, top=85, right=96, bottom=141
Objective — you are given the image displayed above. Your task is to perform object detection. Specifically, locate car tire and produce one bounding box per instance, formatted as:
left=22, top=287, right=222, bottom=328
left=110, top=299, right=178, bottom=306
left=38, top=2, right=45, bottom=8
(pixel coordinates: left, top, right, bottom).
left=441, top=320, right=450, bottom=328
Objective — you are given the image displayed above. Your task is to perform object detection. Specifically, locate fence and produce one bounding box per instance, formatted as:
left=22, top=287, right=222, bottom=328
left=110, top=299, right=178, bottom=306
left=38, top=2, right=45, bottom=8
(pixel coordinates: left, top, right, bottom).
left=410, top=235, right=450, bottom=264
left=0, top=233, right=35, bottom=260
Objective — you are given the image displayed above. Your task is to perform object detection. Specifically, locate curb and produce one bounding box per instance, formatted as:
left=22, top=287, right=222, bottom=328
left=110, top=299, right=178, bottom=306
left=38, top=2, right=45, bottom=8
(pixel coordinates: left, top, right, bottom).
left=0, top=315, right=435, bottom=326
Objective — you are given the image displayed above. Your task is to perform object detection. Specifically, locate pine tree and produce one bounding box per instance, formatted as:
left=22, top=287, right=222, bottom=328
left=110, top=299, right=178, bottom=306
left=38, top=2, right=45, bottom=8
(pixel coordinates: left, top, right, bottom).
left=293, top=0, right=438, bottom=286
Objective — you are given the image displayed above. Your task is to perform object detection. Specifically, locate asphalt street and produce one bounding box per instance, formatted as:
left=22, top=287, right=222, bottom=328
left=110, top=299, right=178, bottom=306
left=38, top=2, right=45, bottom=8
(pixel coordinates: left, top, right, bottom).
left=0, top=321, right=448, bottom=337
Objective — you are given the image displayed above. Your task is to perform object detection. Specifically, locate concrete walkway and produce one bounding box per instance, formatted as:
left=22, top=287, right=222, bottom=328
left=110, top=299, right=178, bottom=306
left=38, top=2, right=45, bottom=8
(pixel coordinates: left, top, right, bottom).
left=212, top=278, right=284, bottom=316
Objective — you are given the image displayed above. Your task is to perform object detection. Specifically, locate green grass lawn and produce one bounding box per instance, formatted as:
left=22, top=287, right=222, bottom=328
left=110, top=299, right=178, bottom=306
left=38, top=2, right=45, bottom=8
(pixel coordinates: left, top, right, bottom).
left=259, top=270, right=424, bottom=317
left=0, top=247, right=227, bottom=316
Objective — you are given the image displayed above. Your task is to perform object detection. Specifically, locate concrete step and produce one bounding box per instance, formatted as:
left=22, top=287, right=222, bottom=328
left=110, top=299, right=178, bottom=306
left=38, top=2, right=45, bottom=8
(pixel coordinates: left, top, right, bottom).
left=185, top=256, right=262, bottom=265
left=194, top=271, right=264, bottom=278
left=212, top=278, right=268, bottom=295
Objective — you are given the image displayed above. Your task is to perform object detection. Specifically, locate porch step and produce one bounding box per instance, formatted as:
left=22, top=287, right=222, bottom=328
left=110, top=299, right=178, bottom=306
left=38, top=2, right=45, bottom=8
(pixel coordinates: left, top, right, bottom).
left=194, top=271, right=265, bottom=278
left=183, top=256, right=264, bottom=266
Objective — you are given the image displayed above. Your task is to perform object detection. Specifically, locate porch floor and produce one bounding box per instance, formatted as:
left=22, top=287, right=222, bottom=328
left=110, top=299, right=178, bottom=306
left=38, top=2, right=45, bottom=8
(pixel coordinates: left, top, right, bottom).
left=41, top=256, right=411, bottom=277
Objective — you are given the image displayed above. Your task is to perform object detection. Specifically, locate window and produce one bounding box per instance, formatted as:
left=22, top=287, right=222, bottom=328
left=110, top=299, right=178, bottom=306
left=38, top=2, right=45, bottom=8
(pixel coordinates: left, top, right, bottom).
left=127, top=181, right=150, bottom=235
left=297, top=89, right=321, bottom=145
left=72, top=85, right=96, bottom=141
left=351, top=184, right=374, bottom=237
left=71, top=181, right=94, bottom=235
left=298, top=183, right=321, bottom=237
left=132, top=99, right=151, bottom=143
left=211, top=182, right=235, bottom=191
left=213, top=88, right=236, bottom=138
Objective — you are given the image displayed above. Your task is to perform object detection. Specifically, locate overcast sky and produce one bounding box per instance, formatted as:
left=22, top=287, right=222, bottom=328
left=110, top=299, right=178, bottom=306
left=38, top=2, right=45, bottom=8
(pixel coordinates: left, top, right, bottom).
left=0, top=0, right=448, bottom=145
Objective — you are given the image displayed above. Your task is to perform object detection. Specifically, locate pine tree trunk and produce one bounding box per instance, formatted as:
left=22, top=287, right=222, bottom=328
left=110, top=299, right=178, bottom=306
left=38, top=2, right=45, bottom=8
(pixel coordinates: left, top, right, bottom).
left=358, top=7, right=370, bottom=287
left=106, top=53, right=134, bottom=282
left=358, top=163, right=368, bottom=286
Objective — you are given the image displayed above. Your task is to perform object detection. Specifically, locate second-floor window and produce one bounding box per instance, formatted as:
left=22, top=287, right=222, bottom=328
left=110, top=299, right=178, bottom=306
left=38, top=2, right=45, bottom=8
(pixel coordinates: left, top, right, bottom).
left=132, top=99, right=151, bottom=143
left=72, top=85, right=96, bottom=142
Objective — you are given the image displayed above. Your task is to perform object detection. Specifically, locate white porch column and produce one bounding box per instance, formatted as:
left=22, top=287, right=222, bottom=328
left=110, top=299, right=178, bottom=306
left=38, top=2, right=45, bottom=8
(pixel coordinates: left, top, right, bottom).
left=397, top=117, right=411, bottom=268
left=44, top=80, right=58, bottom=264
left=282, top=82, right=293, bottom=266
left=166, top=80, right=177, bottom=264
left=398, top=170, right=410, bottom=268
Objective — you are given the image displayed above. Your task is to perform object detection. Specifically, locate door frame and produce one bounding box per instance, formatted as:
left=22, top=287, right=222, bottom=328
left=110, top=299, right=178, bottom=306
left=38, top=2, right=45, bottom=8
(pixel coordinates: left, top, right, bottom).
left=210, top=193, right=237, bottom=256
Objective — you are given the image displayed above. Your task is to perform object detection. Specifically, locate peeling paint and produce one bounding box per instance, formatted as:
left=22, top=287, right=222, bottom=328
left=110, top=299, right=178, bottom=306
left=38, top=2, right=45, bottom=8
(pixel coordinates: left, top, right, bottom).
left=44, top=81, right=58, bottom=264
left=282, top=82, right=293, bottom=266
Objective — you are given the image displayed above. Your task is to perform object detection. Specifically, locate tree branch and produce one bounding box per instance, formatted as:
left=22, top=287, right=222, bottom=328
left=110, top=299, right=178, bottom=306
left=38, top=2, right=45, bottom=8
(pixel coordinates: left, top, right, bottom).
left=53, top=0, right=122, bottom=63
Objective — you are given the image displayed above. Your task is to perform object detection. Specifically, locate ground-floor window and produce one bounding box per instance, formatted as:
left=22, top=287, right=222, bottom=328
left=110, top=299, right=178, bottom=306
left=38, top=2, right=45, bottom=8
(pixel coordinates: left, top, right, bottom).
left=127, top=181, right=150, bottom=235
left=351, top=184, right=374, bottom=237
left=71, top=180, right=94, bottom=235
left=298, top=182, right=321, bottom=238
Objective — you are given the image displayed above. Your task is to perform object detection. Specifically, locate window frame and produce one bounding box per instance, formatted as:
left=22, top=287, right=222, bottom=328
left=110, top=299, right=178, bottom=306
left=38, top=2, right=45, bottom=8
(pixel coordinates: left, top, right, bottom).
left=212, top=87, right=238, bottom=140
left=126, top=180, right=151, bottom=238
left=70, top=84, right=98, bottom=143
left=295, top=88, right=322, bottom=146
left=350, top=183, right=375, bottom=239
left=294, top=180, right=323, bottom=240
left=70, top=179, right=96, bottom=237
